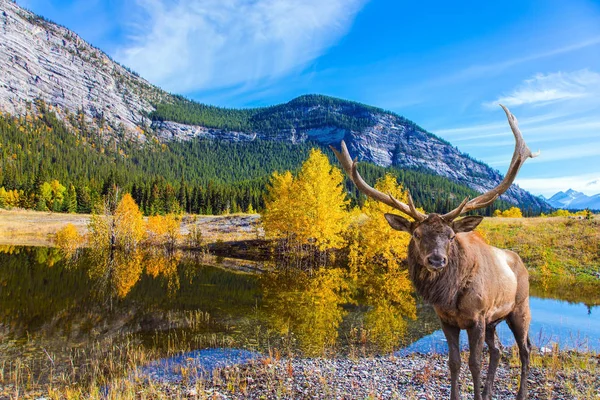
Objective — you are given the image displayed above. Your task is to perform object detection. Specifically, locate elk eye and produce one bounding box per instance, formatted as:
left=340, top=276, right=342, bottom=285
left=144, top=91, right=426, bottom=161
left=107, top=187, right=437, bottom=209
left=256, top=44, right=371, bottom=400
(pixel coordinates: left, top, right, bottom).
left=450, top=234, right=456, bottom=241
left=413, top=232, right=420, bottom=240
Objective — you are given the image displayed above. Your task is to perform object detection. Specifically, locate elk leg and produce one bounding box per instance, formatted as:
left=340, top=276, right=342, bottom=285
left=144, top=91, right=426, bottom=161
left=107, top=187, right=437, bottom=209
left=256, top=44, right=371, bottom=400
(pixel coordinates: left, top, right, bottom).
left=441, top=321, right=461, bottom=400
left=483, top=324, right=500, bottom=400
left=467, top=320, right=485, bottom=400
left=506, top=305, right=531, bottom=400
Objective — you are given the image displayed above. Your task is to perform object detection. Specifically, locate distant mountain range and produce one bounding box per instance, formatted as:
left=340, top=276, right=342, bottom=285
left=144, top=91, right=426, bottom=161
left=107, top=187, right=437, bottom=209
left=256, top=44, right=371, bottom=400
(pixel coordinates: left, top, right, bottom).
left=0, top=0, right=550, bottom=212
left=546, top=189, right=600, bottom=210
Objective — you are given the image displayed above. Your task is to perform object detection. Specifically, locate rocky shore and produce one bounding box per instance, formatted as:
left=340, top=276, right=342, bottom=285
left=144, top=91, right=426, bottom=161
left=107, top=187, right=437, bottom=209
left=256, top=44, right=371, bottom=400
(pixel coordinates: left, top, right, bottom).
left=143, top=350, right=599, bottom=399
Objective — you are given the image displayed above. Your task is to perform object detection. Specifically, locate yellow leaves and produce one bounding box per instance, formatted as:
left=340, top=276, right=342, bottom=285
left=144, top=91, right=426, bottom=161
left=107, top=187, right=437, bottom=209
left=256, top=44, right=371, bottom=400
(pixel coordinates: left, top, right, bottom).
left=263, top=268, right=353, bottom=356
left=263, top=170, right=300, bottom=239
left=493, top=207, right=523, bottom=218
left=349, top=173, right=411, bottom=272
left=54, top=223, right=83, bottom=258
left=146, top=214, right=181, bottom=248
left=262, top=148, right=349, bottom=250
left=114, top=193, right=146, bottom=249
left=88, top=193, right=145, bottom=251
left=0, top=187, right=21, bottom=208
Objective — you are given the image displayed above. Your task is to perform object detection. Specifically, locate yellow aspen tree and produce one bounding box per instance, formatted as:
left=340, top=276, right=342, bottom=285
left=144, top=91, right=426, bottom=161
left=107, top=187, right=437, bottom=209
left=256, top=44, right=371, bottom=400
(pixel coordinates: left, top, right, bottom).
left=54, top=223, right=83, bottom=258
left=501, top=207, right=523, bottom=218
left=147, top=214, right=181, bottom=249
left=114, top=193, right=146, bottom=250
left=88, top=192, right=145, bottom=251
left=262, top=170, right=302, bottom=240
left=294, top=148, right=349, bottom=250
left=350, top=173, right=412, bottom=269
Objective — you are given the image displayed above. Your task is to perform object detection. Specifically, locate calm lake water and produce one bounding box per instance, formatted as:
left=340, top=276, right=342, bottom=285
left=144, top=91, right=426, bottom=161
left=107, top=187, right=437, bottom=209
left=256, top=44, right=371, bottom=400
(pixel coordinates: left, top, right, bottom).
left=1, top=246, right=598, bottom=381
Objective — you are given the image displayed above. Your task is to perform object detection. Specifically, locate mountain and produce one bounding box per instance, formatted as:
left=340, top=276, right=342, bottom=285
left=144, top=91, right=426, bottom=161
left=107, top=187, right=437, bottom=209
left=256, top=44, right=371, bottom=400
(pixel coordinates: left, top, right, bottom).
left=548, top=189, right=600, bottom=211
left=0, top=0, right=550, bottom=213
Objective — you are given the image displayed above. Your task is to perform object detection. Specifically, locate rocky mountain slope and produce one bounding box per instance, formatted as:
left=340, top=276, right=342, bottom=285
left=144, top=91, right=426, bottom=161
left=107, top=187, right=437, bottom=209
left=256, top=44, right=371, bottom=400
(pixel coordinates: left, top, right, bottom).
left=0, top=0, right=549, bottom=211
left=547, top=189, right=600, bottom=210
left=0, top=0, right=169, bottom=138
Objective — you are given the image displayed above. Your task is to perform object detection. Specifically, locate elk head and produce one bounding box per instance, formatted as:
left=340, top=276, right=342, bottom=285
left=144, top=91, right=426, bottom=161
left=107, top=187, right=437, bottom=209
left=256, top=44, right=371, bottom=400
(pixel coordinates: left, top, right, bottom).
left=331, top=104, right=539, bottom=272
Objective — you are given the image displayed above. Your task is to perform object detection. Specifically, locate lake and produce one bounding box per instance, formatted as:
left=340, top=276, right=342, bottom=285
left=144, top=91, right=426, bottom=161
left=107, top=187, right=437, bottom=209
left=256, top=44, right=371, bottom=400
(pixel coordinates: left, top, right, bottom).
left=1, top=246, right=598, bottom=384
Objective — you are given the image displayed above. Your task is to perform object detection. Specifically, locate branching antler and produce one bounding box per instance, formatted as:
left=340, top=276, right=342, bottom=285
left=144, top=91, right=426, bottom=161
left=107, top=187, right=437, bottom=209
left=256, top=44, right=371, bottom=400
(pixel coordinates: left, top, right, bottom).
left=330, top=141, right=427, bottom=222
left=442, top=104, right=539, bottom=221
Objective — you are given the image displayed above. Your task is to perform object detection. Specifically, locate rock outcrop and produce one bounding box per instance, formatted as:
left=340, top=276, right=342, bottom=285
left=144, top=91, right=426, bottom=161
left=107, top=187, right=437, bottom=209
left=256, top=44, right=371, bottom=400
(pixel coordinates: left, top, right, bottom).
left=0, top=0, right=169, bottom=139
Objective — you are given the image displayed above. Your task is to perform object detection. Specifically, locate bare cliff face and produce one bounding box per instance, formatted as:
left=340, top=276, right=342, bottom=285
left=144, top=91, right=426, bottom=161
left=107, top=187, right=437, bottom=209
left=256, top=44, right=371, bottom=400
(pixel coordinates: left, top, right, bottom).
left=0, top=0, right=169, bottom=139
left=0, top=0, right=548, bottom=210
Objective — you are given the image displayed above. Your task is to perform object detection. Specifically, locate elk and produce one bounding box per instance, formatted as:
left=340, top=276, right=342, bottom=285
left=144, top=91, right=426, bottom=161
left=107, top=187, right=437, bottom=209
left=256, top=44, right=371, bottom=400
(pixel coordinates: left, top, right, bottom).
left=331, top=105, right=537, bottom=400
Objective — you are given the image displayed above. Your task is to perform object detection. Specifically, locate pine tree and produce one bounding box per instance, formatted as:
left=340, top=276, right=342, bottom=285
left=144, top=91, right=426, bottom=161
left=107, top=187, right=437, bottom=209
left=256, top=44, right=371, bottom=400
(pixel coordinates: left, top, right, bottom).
left=64, top=183, right=78, bottom=213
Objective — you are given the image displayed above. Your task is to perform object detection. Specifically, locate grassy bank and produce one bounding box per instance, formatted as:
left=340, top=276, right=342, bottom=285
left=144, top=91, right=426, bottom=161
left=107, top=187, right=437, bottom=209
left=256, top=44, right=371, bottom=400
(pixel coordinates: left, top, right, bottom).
left=479, top=216, right=600, bottom=284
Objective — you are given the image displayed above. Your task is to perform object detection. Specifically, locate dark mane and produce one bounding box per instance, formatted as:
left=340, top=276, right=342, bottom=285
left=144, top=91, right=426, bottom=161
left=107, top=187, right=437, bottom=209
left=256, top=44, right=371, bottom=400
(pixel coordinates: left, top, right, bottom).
left=407, top=239, right=472, bottom=308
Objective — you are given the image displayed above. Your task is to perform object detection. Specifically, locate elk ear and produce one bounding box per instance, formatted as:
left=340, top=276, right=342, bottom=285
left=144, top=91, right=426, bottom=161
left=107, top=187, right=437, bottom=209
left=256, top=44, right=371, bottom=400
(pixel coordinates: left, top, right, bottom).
left=384, top=213, right=412, bottom=232
left=452, top=216, right=484, bottom=233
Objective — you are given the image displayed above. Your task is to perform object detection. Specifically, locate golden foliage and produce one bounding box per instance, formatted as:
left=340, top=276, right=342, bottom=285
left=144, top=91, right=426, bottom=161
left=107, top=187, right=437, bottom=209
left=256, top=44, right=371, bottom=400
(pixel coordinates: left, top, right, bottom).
left=54, top=223, right=83, bottom=258
left=114, top=194, right=146, bottom=249
left=493, top=206, right=523, bottom=218
left=88, top=193, right=146, bottom=251
left=263, top=171, right=301, bottom=240
left=348, top=174, right=412, bottom=271
left=262, top=148, right=349, bottom=250
left=263, top=268, right=353, bottom=356
left=146, top=214, right=181, bottom=248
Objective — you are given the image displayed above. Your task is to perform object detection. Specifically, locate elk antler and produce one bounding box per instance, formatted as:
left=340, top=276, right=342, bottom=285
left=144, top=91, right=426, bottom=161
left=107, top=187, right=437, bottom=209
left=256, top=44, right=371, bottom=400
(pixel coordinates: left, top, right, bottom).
left=330, top=141, right=427, bottom=222
left=442, top=104, right=539, bottom=221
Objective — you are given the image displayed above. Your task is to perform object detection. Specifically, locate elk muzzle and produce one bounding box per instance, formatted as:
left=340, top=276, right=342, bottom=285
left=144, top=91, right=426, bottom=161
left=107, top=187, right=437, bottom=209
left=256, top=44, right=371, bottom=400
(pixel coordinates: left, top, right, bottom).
left=426, top=252, right=448, bottom=271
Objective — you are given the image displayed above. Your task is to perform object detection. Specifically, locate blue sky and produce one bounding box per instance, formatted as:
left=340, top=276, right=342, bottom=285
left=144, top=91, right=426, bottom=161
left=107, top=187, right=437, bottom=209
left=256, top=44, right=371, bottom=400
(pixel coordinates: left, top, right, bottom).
left=17, top=0, right=600, bottom=197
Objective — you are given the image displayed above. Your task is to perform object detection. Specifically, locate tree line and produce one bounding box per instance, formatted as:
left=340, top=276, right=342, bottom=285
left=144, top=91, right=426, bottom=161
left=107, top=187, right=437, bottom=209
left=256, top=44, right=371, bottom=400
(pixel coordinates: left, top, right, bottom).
left=1, top=101, right=520, bottom=216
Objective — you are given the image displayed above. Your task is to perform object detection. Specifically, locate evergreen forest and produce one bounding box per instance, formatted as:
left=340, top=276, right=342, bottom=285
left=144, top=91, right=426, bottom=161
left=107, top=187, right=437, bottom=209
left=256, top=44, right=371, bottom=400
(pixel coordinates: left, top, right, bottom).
left=0, top=101, right=518, bottom=216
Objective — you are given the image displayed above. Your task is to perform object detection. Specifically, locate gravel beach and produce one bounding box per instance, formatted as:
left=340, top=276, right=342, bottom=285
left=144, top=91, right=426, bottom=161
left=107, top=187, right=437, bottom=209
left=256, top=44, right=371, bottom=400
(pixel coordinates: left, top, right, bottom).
left=145, top=350, right=599, bottom=399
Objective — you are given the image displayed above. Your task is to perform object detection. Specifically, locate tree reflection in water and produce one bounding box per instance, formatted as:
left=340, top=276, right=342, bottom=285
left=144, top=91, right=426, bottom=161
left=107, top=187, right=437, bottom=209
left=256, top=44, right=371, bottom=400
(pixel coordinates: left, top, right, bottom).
left=261, top=262, right=417, bottom=356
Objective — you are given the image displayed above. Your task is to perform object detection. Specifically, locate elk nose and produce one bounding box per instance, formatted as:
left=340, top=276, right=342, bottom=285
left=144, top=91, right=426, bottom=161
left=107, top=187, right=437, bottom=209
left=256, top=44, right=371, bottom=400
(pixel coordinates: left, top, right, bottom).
left=427, top=254, right=447, bottom=269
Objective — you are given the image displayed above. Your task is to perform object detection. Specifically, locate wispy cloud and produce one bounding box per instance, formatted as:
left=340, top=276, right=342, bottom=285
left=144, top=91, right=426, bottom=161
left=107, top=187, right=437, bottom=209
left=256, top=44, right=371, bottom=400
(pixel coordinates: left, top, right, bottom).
left=424, top=37, right=600, bottom=88
left=114, top=0, right=367, bottom=94
left=484, top=69, right=600, bottom=108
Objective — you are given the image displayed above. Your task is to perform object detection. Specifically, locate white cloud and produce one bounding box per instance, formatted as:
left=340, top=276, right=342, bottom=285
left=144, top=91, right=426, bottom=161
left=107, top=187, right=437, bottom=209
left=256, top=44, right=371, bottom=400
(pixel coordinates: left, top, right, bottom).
left=114, top=0, right=367, bottom=93
left=516, top=174, right=600, bottom=197
left=484, top=69, right=600, bottom=108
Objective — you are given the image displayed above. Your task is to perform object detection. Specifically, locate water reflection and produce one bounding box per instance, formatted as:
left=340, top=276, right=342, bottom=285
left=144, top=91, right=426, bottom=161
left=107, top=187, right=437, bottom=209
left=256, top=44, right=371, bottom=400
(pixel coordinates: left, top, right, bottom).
left=262, top=268, right=354, bottom=356
left=0, top=245, right=599, bottom=362
left=399, top=297, right=600, bottom=355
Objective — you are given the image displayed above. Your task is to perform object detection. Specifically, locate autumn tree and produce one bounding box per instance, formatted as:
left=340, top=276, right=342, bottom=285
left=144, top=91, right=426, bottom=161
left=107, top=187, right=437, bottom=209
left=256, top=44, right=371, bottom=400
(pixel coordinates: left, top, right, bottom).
left=88, top=191, right=145, bottom=251
left=54, top=223, right=83, bottom=258
left=263, top=171, right=302, bottom=242
left=262, top=148, right=349, bottom=251
left=346, top=173, right=417, bottom=350
left=147, top=214, right=182, bottom=250
left=493, top=207, right=524, bottom=218
left=348, top=174, right=414, bottom=271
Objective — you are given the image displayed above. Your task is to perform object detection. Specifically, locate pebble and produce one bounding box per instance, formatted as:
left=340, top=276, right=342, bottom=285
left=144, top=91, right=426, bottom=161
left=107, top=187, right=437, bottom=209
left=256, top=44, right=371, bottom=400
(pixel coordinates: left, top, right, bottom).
left=187, top=351, right=599, bottom=399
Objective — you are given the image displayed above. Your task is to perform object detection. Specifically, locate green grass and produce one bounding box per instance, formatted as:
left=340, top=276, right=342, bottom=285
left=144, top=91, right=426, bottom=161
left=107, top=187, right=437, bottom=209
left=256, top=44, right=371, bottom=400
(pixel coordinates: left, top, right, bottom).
left=479, top=216, right=600, bottom=283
